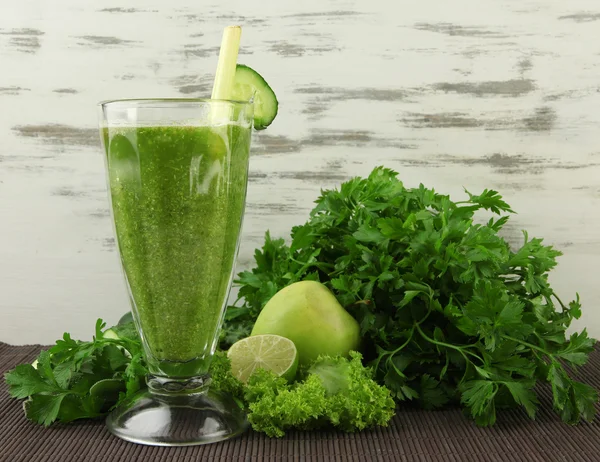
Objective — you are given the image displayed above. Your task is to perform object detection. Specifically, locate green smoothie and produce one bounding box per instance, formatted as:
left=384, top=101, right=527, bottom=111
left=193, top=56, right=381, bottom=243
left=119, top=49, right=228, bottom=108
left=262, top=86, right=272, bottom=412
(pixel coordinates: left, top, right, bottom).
left=103, top=124, right=250, bottom=377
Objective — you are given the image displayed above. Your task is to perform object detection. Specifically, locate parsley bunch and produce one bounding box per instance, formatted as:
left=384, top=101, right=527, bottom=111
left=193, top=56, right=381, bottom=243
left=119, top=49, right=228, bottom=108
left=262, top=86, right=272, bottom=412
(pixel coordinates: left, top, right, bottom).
left=224, top=166, right=597, bottom=425
left=4, top=320, right=145, bottom=425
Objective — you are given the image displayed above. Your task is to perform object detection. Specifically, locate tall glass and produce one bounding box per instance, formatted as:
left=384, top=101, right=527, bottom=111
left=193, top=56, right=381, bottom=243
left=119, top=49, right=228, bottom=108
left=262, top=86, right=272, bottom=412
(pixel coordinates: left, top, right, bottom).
left=98, top=99, right=252, bottom=446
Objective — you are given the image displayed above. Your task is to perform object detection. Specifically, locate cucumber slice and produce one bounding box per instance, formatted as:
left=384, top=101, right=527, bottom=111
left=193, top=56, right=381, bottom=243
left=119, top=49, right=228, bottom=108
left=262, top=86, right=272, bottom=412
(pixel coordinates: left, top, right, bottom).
left=103, top=328, right=120, bottom=340
left=232, top=64, right=278, bottom=130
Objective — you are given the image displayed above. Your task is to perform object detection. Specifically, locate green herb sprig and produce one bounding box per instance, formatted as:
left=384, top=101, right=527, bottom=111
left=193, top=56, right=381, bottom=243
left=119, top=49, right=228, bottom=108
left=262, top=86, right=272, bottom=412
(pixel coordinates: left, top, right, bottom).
left=5, top=320, right=144, bottom=425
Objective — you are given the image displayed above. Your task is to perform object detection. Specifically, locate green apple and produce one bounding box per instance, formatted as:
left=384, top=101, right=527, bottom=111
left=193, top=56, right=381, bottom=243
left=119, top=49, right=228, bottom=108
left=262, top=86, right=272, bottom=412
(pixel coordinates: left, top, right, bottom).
left=250, top=280, right=361, bottom=366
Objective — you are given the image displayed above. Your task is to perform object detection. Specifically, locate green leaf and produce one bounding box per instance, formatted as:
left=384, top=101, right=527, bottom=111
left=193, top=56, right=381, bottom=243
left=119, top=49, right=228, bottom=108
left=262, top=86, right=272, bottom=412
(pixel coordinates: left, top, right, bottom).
left=224, top=305, right=250, bottom=321
left=4, top=364, right=55, bottom=399
left=420, top=374, right=449, bottom=410
left=556, top=331, right=595, bottom=366
left=460, top=380, right=497, bottom=424
left=290, top=224, right=314, bottom=251
left=50, top=332, right=80, bottom=357
left=95, top=319, right=107, bottom=340
left=497, top=300, right=524, bottom=326
left=403, top=213, right=417, bottom=230
left=465, top=188, right=514, bottom=214
left=487, top=216, right=509, bottom=232
left=494, top=356, right=536, bottom=378
left=36, top=351, right=57, bottom=386
left=236, top=271, right=264, bottom=289
left=503, top=381, right=538, bottom=419
left=456, top=316, right=478, bottom=336
left=104, top=345, right=130, bottom=371
left=124, top=354, right=146, bottom=398
left=548, top=362, right=570, bottom=411
left=56, top=395, right=89, bottom=423
left=531, top=297, right=552, bottom=323
left=400, top=385, right=420, bottom=400
left=53, top=362, right=75, bottom=389
left=474, top=398, right=497, bottom=427
left=474, top=365, right=492, bottom=379
left=398, top=290, right=423, bottom=308
left=571, top=381, right=598, bottom=422
left=378, top=217, right=406, bottom=240
left=89, top=379, right=126, bottom=412
left=353, top=224, right=387, bottom=245
left=24, top=394, right=67, bottom=427
left=569, top=295, right=582, bottom=319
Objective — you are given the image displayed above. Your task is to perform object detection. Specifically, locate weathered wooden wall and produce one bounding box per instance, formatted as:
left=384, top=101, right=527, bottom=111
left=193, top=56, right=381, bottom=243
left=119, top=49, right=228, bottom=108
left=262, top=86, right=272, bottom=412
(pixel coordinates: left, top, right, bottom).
left=1, top=1, right=599, bottom=344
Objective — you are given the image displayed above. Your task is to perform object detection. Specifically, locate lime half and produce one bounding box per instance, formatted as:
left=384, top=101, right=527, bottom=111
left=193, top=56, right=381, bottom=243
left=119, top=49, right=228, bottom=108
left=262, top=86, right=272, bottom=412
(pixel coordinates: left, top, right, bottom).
left=227, top=334, right=298, bottom=383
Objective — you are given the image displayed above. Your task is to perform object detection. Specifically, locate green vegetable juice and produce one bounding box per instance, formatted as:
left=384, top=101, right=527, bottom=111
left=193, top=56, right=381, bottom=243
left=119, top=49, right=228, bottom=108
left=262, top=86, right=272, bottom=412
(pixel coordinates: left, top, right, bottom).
left=103, top=124, right=250, bottom=376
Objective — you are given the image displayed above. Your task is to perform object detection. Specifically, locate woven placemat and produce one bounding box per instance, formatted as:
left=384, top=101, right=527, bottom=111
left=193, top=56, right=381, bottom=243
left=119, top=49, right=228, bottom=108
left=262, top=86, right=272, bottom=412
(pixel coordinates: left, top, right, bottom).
left=1, top=342, right=599, bottom=462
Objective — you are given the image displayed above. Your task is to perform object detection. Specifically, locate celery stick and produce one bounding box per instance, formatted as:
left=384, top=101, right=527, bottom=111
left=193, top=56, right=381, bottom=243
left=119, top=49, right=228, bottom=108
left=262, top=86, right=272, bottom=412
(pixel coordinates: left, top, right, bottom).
left=211, top=26, right=242, bottom=100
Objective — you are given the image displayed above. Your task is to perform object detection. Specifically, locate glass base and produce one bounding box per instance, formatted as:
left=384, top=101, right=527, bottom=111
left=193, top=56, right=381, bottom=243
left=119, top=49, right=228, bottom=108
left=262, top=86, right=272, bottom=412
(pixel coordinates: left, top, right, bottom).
left=106, top=386, right=248, bottom=446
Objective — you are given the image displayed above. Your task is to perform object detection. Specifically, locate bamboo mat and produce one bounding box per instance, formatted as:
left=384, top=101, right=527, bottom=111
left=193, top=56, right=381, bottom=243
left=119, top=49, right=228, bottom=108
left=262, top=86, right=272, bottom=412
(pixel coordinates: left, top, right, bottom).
left=2, top=342, right=599, bottom=462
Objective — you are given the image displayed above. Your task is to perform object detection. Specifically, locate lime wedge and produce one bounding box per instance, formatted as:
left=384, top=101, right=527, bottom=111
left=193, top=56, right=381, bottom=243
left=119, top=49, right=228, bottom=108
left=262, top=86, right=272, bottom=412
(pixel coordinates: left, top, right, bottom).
left=227, top=334, right=298, bottom=383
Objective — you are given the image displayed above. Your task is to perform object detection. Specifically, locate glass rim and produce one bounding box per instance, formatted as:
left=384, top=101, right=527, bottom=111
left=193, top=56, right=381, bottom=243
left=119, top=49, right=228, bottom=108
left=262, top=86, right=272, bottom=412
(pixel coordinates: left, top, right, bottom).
left=98, top=97, right=252, bottom=109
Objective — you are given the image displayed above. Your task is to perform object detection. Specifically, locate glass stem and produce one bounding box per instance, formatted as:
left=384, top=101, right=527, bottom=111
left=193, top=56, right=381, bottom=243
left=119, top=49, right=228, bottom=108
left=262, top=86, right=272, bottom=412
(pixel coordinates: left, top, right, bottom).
left=147, top=374, right=212, bottom=396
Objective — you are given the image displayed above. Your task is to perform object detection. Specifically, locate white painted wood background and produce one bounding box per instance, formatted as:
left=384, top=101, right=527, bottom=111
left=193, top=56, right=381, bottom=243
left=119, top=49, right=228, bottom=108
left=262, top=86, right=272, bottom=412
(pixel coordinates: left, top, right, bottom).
left=1, top=1, right=599, bottom=345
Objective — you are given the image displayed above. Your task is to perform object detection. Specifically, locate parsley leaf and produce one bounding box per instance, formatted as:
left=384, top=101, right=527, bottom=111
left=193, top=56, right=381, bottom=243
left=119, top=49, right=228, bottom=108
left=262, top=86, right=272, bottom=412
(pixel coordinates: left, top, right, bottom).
left=25, top=394, right=67, bottom=427
left=5, top=364, right=56, bottom=399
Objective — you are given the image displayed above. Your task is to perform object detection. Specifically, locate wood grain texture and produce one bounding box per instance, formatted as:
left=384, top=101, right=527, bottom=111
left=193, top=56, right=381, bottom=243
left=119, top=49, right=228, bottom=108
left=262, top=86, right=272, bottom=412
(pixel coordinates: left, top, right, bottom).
left=0, top=0, right=599, bottom=344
